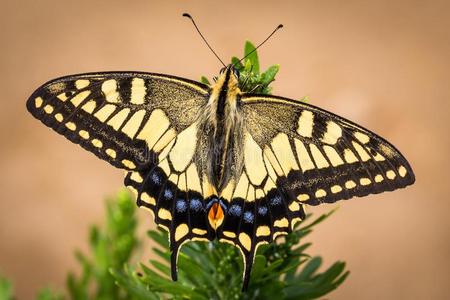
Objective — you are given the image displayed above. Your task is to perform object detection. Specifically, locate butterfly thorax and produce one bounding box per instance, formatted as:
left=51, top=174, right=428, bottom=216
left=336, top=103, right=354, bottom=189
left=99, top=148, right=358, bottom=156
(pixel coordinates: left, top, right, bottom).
left=199, top=66, right=244, bottom=192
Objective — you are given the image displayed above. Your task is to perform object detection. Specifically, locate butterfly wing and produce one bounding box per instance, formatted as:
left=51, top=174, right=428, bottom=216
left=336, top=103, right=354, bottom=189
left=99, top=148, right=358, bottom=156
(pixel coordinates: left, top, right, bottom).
left=27, top=71, right=213, bottom=279
left=216, top=93, right=415, bottom=289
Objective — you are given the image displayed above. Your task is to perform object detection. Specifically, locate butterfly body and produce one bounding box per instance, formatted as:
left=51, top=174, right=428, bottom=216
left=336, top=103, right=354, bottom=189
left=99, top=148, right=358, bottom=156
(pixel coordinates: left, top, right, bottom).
left=27, top=65, right=415, bottom=291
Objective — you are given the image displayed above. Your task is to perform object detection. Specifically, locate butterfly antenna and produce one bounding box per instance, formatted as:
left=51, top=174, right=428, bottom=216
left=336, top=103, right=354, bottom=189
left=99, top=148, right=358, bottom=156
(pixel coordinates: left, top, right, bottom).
left=237, top=24, right=283, bottom=66
left=183, top=13, right=226, bottom=67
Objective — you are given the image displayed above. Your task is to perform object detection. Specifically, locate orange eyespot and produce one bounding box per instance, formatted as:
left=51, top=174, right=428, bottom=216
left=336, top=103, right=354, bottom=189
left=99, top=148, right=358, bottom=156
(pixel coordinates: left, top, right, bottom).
left=208, top=202, right=224, bottom=230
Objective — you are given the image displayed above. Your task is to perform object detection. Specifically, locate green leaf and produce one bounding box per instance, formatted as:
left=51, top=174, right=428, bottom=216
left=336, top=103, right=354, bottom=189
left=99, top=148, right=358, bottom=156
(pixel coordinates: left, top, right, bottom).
left=200, top=76, right=210, bottom=85
left=244, top=41, right=259, bottom=73
left=261, top=64, right=279, bottom=86
left=0, top=275, right=13, bottom=300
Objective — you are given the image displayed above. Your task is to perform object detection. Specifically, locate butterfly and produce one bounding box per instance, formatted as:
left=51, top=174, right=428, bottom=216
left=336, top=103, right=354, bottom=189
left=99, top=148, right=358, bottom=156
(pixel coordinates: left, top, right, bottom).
left=26, top=16, right=415, bottom=291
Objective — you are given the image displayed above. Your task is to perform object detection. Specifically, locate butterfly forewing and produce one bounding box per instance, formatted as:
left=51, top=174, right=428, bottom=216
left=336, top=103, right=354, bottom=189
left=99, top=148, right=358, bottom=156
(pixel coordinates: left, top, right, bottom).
left=240, top=94, right=415, bottom=206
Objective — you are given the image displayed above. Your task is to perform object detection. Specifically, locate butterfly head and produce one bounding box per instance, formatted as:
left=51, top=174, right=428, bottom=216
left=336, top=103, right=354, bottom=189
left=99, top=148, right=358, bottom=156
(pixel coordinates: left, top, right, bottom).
left=216, top=64, right=240, bottom=93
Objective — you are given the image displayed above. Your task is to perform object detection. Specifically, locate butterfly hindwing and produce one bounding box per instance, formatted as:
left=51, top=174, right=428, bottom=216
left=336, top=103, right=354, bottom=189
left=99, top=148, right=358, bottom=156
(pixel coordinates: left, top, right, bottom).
left=240, top=94, right=415, bottom=206
left=217, top=149, right=306, bottom=290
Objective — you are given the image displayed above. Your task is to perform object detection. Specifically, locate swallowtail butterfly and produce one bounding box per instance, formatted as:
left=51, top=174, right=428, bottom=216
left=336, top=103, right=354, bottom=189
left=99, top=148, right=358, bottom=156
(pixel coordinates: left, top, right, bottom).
left=26, top=17, right=415, bottom=291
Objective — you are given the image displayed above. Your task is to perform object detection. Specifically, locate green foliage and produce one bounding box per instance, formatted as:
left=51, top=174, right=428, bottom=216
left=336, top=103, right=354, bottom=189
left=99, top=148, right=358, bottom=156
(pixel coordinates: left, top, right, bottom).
left=1, top=41, right=348, bottom=299
left=0, top=275, right=13, bottom=300
left=67, top=189, right=138, bottom=300
left=113, top=211, right=348, bottom=300
left=202, top=41, right=280, bottom=94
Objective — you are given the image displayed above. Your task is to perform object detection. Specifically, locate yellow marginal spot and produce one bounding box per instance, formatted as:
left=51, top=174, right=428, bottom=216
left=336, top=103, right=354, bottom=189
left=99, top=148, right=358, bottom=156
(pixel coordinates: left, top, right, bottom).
left=220, top=238, right=235, bottom=246
left=321, top=121, right=342, bottom=144
left=360, top=178, right=371, bottom=186
left=186, top=164, right=202, bottom=193
left=310, top=144, right=329, bottom=169
left=78, top=130, right=89, bottom=139
left=141, top=192, right=156, bottom=205
left=130, top=172, right=143, bottom=183
left=274, top=218, right=289, bottom=228
left=192, top=228, right=207, bottom=235
left=130, top=78, right=146, bottom=104
left=375, top=174, right=384, bottom=183
left=122, top=159, right=136, bottom=169
left=398, top=166, right=407, bottom=177
left=352, top=141, right=371, bottom=162
left=263, top=147, right=283, bottom=177
left=323, top=145, right=344, bottom=167
left=75, top=79, right=90, bottom=89
left=34, top=97, right=43, bottom=108
left=294, top=139, right=315, bottom=171
left=175, top=224, right=189, bottom=241
left=239, top=233, right=252, bottom=251
left=355, top=132, right=370, bottom=144
left=153, top=128, right=177, bottom=153
left=65, top=122, right=76, bottom=131
left=297, top=194, right=310, bottom=202
left=288, top=201, right=300, bottom=212
left=122, top=109, right=146, bottom=138
left=344, top=149, right=358, bottom=163
left=105, top=148, right=116, bottom=159
left=244, top=132, right=267, bottom=185
left=70, top=90, right=91, bottom=107
left=256, top=226, right=270, bottom=237
left=102, top=79, right=120, bottom=103
left=331, top=185, right=342, bottom=193
left=81, top=100, right=96, bottom=113
left=386, top=170, right=396, bottom=180
left=223, top=231, right=236, bottom=238
left=220, top=179, right=235, bottom=201
left=94, top=104, right=117, bottom=122
left=315, top=189, right=327, bottom=198
left=137, top=109, right=171, bottom=149
left=91, top=139, right=103, bottom=148
left=271, top=133, right=299, bottom=174
left=233, top=173, right=249, bottom=199
left=273, top=231, right=288, bottom=239
left=158, top=208, right=172, bottom=220
left=44, top=104, right=54, bottom=114
left=169, top=123, right=198, bottom=172
left=291, top=217, right=302, bottom=229
left=345, top=180, right=357, bottom=189
left=107, top=108, right=130, bottom=130
left=247, top=184, right=255, bottom=202
left=54, top=113, right=63, bottom=122
left=297, top=110, right=314, bottom=137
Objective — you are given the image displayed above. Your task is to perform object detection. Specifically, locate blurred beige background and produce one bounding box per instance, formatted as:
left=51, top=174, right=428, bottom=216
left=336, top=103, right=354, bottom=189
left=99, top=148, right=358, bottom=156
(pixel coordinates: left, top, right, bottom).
left=1, top=0, right=449, bottom=299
